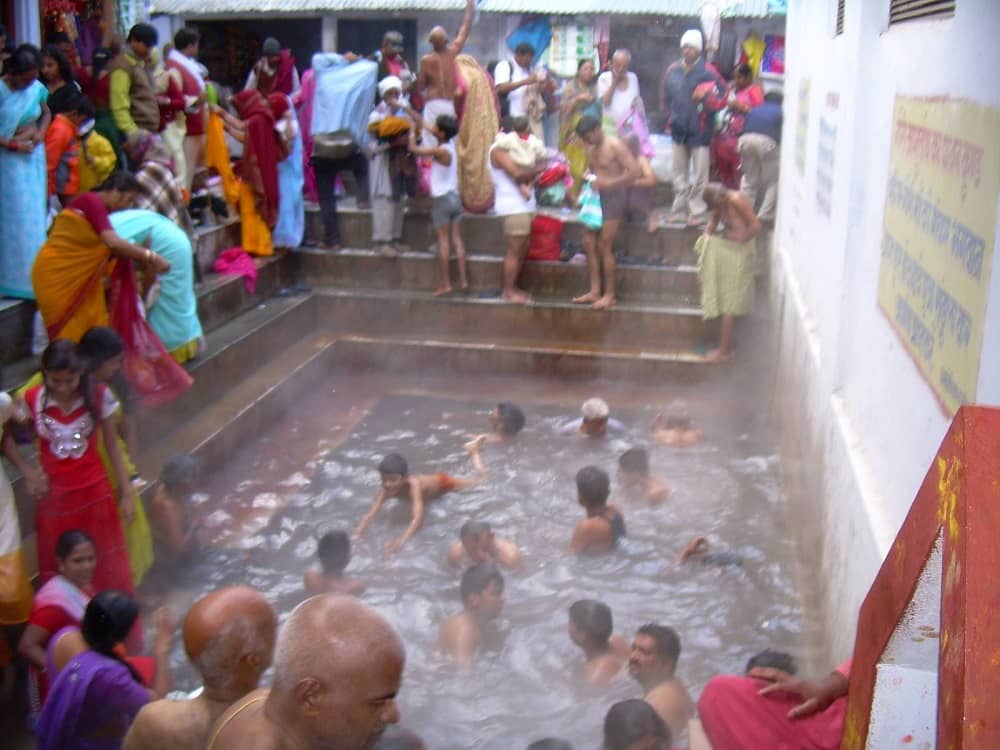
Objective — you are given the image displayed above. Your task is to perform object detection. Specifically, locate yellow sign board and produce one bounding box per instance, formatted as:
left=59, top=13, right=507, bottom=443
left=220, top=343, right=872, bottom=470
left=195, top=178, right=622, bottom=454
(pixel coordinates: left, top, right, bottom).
left=877, top=96, right=1000, bottom=414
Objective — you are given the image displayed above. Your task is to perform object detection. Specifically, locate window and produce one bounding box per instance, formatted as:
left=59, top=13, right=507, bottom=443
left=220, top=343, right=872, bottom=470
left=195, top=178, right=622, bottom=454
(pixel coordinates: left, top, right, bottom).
left=836, top=0, right=845, bottom=35
left=889, top=0, right=955, bottom=26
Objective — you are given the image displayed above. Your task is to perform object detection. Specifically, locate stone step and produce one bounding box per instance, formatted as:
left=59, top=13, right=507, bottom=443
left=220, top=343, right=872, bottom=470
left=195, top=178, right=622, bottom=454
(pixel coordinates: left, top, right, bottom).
left=312, top=287, right=714, bottom=351
left=295, top=248, right=699, bottom=304
left=193, top=216, right=242, bottom=277
left=304, top=205, right=702, bottom=264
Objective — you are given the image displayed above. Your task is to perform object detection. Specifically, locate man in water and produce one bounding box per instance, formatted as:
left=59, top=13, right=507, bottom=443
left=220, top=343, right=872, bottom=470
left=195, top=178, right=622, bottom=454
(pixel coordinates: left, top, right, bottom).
left=563, top=397, right=624, bottom=438
left=696, top=183, right=762, bottom=362
left=208, top=596, right=405, bottom=750
left=569, top=466, right=626, bottom=555
left=617, top=448, right=670, bottom=505
left=628, top=624, right=695, bottom=740
left=573, top=115, right=641, bottom=310
left=568, top=599, right=629, bottom=687
left=414, top=0, right=475, bottom=142
left=124, top=586, right=277, bottom=750
left=448, top=520, right=523, bottom=571
left=437, top=563, right=505, bottom=667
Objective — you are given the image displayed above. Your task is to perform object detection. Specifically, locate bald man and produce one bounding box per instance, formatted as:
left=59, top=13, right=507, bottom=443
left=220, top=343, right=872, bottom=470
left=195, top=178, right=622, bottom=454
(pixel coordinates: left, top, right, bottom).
left=207, top=595, right=405, bottom=750
left=123, top=586, right=277, bottom=750
left=415, top=0, right=474, bottom=141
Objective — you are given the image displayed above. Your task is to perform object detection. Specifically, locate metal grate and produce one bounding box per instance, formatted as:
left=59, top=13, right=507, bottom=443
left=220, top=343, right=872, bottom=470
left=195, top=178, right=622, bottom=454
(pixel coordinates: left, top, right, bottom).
left=889, top=0, right=956, bottom=26
left=836, top=0, right=845, bottom=34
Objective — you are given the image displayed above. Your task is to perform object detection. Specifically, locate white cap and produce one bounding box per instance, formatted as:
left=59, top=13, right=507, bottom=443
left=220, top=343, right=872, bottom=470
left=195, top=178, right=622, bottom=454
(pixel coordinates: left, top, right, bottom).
left=581, top=398, right=610, bottom=421
left=680, top=29, right=703, bottom=51
left=378, top=75, right=402, bottom=98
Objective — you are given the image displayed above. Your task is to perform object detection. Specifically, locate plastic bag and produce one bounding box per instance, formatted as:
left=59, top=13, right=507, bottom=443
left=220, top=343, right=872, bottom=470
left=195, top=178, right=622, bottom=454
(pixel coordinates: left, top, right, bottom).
left=108, top=259, right=193, bottom=408
left=578, top=179, right=603, bottom=231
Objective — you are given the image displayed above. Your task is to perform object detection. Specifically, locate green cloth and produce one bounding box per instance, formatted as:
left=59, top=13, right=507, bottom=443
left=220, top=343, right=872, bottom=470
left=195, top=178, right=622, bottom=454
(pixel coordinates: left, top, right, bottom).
left=695, top=233, right=756, bottom=319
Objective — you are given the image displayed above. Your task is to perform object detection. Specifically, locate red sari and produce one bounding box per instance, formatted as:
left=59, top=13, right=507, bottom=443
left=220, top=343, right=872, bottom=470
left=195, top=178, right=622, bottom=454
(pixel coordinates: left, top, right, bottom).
left=25, top=383, right=134, bottom=595
left=231, top=89, right=280, bottom=227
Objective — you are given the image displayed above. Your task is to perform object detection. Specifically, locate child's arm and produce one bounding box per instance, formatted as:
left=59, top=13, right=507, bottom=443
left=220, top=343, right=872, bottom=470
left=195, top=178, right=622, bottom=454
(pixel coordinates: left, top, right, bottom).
left=386, top=479, right=425, bottom=554
left=2, top=430, right=48, bottom=497
left=352, top=487, right=388, bottom=540
left=101, top=418, right=134, bottom=522
left=407, top=128, right=451, bottom=163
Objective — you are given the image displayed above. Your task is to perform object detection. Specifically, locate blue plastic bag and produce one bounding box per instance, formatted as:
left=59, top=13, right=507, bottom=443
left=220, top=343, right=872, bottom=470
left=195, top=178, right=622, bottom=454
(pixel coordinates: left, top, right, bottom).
left=578, top=179, right=603, bottom=230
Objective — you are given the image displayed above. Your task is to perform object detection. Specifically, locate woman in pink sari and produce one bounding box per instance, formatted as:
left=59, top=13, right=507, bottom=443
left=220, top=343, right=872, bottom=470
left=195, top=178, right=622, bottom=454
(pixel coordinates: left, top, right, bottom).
left=292, top=66, right=318, bottom=202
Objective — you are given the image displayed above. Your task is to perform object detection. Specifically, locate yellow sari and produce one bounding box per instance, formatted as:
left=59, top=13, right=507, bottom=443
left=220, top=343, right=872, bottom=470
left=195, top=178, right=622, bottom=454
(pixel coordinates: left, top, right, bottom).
left=32, top=210, right=112, bottom=343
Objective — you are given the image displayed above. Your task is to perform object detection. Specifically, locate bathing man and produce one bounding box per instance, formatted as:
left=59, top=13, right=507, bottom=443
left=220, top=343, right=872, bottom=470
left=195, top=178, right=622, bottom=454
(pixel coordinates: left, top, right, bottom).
left=570, top=466, right=626, bottom=555
left=207, top=596, right=405, bottom=750
left=448, top=520, right=523, bottom=571
left=566, top=397, right=623, bottom=439
left=124, top=586, right=278, bottom=750
left=617, top=447, right=670, bottom=505
left=573, top=115, right=641, bottom=310
left=696, top=182, right=762, bottom=362
left=628, top=624, right=695, bottom=739
left=414, top=0, right=474, bottom=141
left=568, top=599, right=630, bottom=688
left=437, top=563, right=505, bottom=667
left=650, top=412, right=704, bottom=447
left=353, top=437, right=487, bottom=554
left=304, top=530, right=366, bottom=595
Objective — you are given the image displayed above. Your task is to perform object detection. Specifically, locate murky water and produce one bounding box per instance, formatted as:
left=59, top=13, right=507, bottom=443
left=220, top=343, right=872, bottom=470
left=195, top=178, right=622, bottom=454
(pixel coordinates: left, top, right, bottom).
left=149, top=371, right=817, bottom=750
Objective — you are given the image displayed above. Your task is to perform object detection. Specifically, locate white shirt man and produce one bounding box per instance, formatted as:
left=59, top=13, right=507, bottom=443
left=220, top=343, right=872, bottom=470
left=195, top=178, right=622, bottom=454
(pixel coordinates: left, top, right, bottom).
left=596, top=49, right=641, bottom=126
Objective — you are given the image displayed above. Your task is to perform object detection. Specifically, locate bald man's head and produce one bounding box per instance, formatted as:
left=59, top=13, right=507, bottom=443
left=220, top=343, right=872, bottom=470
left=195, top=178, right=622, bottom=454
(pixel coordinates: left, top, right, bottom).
left=427, top=26, right=448, bottom=51
left=272, top=596, right=405, bottom=750
left=183, top=586, right=277, bottom=700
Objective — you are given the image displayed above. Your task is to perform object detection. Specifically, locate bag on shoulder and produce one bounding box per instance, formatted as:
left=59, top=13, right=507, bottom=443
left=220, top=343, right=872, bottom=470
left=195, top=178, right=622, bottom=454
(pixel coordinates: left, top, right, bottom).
left=311, top=129, right=357, bottom=161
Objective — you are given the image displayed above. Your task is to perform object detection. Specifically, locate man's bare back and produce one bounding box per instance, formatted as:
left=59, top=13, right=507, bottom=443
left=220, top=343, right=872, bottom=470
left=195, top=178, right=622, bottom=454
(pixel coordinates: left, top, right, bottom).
left=645, top=678, right=695, bottom=739
left=127, top=695, right=229, bottom=750
left=206, top=689, right=278, bottom=750
left=416, top=0, right=474, bottom=103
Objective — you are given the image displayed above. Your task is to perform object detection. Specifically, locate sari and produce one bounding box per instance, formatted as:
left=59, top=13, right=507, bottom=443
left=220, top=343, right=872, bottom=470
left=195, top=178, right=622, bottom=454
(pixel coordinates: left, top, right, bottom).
left=269, top=93, right=305, bottom=249
left=32, top=209, right=113, bottom=343
left=0, top=393, right=33, bottom=626
left=292, top=68, right=318, bottom=202
left=559, top=76, right=599, bottom=201
left=0, top=79, right=49, bottom=299
left=231, top=90, right=279, bottom=228
left=454, top=54, right=498, bottom=213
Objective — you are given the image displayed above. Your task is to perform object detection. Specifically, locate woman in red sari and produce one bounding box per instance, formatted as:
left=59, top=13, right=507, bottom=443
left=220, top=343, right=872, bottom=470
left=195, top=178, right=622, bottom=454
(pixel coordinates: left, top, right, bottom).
left=23, top=340, right=135, bottom=596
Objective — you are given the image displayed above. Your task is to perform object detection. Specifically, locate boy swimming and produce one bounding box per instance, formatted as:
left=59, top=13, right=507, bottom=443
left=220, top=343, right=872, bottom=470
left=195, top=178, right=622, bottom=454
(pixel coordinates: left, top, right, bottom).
left=304, top=530, right=366, bottom=596
left=448, top=520, right=523, bottom=571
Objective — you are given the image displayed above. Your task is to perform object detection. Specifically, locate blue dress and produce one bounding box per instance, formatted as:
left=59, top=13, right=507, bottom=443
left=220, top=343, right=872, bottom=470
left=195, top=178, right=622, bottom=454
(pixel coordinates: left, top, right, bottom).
left=0, top=79, right=49, bottom=299
left=272, top=100, right=305, bottom=249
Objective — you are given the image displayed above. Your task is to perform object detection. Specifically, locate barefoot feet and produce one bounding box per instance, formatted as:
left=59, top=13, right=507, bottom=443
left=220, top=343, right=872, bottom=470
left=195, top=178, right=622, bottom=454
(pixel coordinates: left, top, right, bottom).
left=433, top=283, right=453, bottom=297
left=502, top=288, right=532, bottom=305
left=592, top=295, right=615, bottom=310
left=703, top=348, right=734, bottom=363
left=572, top=291, right=600, bottom=304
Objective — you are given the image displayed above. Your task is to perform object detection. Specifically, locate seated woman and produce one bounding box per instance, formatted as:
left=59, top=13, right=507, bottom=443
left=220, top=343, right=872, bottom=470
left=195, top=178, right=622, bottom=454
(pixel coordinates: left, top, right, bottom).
left=109, top=209, right=205, bottom=363
left=36, top=590, right=174, bottom=750
left=31, top=172, right=171, bottom=343
left=17, top=530, right=96, bottom=724
left=603, top=699, right=672, bottom=750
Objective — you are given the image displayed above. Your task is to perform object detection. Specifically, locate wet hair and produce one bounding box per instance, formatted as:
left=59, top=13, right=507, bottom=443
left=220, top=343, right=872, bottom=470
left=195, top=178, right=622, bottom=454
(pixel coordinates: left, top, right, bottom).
left=528, top=740, right=575, bottom=750
left=55, top=529, right=95, bottom=560
left=569, top=599, right=613, bottom=646
left=161, top=454, right=200, bottom=495
left=128, top=23, right=159, bottom=48
left=41, top=339, right=97, bottom=420
left=603, top=699, right=672, bottom=750
left=636, top=623, right=681, bottom=666
left=746, top=649, right=797, bottom=675
left=96, top=170, right=141, bottom=194
left=5, top=44, right=42, bottom=76
left=459, top=563, right=504, bottom=604
left=514, top=42, right=536, bottom=57
left=81, top=590, right=143, bottom=682
left=575, top=115, right=601, bottom=138
left=317, top=530, right=351, bottom=574
left=618, top=447, right=650, bottom=475
left=173, top=27, right=199, bottom=51
left=576, top=466, right=610, bottom=508
left=459, top=519, right=491, bottom=541
left=496, top=402, right=525, bottom=435
left=42, top=45, right=74, bottom=83
left=435, top=114, right=459, bottom=142
left=736, top=63, right=753, bottom=79
left=379, top=453, right=408, bottom=477
left=764, top=91, right=784, bottom=105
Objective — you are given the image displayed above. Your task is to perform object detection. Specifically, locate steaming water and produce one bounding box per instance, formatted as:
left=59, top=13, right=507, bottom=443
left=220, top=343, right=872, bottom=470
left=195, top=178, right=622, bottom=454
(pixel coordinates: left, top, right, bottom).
left=154, top=373, right=816, bottom=750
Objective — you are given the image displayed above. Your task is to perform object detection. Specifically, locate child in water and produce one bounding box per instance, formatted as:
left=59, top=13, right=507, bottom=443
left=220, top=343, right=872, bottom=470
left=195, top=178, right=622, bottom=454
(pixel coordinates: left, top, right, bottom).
left=353, top=436, right=487, bottom=554
left=568, top=599, right=630, bottom=688
left=570, top=466, right=626, bottom=555
left=617, top=447, right=670, bottom=505
left=448, top=520, right=523, bottom=571
left=437, top=563, right=505, bottom=667
left=650, top=413, right=703, bottom=447
left=304, top=530, right=366, bottom=596
left=148, top=454, right=200, bottom=567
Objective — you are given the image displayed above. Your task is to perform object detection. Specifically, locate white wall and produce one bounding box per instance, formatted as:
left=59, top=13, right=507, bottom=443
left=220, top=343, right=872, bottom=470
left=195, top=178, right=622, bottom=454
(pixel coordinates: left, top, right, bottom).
left=774, top=0, right=1000, bottom=661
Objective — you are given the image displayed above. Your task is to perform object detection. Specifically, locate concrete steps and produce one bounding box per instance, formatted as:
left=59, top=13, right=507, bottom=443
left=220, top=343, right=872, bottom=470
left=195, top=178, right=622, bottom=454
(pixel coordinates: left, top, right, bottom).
left=296, top=248, right=699, bottom=305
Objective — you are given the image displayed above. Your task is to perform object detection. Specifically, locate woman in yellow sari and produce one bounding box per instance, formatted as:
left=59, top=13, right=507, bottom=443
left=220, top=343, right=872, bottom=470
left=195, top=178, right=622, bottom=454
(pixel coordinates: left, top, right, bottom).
left=31, top=172, right=171, bottom=343
left=559, top=59, right=600, bottom=202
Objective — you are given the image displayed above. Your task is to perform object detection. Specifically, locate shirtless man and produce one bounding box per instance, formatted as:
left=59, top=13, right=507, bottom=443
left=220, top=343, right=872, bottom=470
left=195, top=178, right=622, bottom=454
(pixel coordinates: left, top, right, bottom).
left=699, top=183, right=762, bottom=362
left=353, top=437, right=486, bottom=554
left=573, top=115, right=641, bottom=309
left=617, top=447, right=670, bottom=505
left=650, top=413, right=704, bottom=447
left=415, top=0, right=474, bottom=141
left=124, top=586, right=277, bottom=750
left=570, top=466, right=626, bottom=555
left=628, top=624, right=695, bottom=740
left=568, top=599, right=629, bottom=688
left=448, top=520, right=523, bottom=571
left=437, top=563, right=505, bottom=667
left=207, top=596, right=405, bottom=750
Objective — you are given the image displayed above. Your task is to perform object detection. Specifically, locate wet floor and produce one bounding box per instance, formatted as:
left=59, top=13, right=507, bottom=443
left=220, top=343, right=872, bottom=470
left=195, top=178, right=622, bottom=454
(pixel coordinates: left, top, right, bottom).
left=144, top=364, right=822, bottom=750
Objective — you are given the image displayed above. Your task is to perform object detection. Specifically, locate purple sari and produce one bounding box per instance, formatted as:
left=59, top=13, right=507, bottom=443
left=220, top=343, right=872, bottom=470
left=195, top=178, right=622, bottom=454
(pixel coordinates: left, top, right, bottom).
left=36, top=632, right=149, bottom=750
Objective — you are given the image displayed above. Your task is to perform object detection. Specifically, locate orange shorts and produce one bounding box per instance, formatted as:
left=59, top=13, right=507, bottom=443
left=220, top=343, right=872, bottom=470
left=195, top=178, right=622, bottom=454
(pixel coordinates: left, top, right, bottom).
left=436, top=473, right=458, bottom=493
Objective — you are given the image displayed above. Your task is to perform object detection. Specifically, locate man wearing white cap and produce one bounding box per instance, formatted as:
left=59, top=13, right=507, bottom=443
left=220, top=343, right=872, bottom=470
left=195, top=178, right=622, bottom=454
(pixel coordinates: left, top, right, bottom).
left=660, top=29, right=725, bottom=226
left=367, top=76, right=412, bottom=257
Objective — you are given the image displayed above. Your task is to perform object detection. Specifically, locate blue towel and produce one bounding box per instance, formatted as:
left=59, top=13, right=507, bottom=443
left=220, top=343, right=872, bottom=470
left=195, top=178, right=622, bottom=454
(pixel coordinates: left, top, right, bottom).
left=505, top=18, right=552, bottom=66
left=310, top=54, right=378, bottom=146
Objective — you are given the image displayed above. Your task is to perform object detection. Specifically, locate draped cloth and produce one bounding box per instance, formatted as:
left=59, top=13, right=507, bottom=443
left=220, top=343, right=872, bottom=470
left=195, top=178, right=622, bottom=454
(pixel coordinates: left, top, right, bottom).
left=0, top=394, right=32, bottom=626
left=559, top=77, right=599, bottom=200
left=32, top=210, right=112, bottom=343
left=454, top=54, right=499, bottom=214
left=0, top=79, right=49, bottom=299
left=310, top=54, right=377, bottom=145
left=231, top=89, right=280, bottom=228
left=292, top=68, right=318, bottom=202
left=205, top=111, right=240, bottom=206
left=270, top=93, right=305, bottom=249
left=695, top=233, right=756, bottom=319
